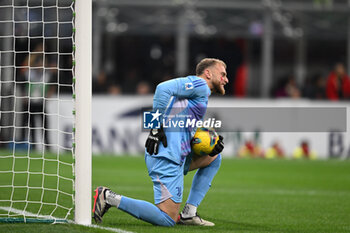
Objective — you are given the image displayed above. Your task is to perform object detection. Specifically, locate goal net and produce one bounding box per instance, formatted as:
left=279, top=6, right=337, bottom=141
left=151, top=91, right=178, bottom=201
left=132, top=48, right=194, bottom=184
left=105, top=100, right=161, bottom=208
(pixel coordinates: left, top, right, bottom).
left=0, top=0, right=87, bottom=223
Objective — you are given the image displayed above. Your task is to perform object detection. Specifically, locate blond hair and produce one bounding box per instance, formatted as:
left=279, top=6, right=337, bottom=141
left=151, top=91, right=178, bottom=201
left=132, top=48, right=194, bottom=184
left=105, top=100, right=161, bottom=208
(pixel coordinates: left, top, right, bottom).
left=196, top=58, right=226, bottom=76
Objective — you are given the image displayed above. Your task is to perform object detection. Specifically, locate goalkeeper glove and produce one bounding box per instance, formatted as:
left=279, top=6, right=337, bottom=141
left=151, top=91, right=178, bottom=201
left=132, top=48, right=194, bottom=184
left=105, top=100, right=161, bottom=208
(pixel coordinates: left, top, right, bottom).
left=145, top=125, right=167, bottom=155
left=209, top=135, right=224, bottom=157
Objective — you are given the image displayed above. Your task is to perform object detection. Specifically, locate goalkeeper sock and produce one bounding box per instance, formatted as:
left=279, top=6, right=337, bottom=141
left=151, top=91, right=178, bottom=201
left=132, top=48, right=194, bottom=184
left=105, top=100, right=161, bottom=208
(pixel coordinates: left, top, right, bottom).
left=184, top=154, right=222, bottom=211
left=117, top=196, right=175, bottom=227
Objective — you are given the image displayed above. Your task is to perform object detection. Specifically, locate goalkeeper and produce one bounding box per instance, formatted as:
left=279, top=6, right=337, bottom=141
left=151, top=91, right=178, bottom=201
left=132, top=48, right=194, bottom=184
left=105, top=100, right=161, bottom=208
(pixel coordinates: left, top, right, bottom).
left=93, top=58, right=228, bottom=226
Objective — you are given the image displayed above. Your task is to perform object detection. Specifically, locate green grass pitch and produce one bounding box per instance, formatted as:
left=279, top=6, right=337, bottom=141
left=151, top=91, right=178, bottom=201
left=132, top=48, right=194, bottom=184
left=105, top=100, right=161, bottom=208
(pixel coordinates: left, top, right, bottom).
left=1, top=155, right=350, bottom=233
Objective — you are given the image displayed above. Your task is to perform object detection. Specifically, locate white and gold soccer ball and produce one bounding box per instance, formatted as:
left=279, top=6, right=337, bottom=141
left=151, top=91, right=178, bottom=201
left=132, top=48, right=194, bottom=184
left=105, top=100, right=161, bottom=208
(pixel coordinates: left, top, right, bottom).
left=191, top=127, right=219, bottom=156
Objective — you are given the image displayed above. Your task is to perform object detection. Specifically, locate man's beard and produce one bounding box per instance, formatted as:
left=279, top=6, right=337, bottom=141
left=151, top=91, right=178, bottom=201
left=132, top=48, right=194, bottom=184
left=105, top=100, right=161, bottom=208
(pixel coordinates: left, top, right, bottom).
left=214, top=82, right=225, bottom=95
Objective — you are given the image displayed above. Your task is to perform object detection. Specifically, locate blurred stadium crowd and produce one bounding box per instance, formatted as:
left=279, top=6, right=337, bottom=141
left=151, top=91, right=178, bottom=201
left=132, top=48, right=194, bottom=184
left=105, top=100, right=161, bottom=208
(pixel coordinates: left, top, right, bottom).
left=92, top=35, right=350, bottom=100
left=91, top=0, right=350, bottom=100
left=2, top=0, right=350, bottom=101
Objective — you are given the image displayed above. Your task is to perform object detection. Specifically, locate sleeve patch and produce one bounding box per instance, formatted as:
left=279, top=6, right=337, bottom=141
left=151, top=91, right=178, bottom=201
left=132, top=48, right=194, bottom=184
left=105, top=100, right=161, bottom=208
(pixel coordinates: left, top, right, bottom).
left=185, top=82, right=194, bottom=90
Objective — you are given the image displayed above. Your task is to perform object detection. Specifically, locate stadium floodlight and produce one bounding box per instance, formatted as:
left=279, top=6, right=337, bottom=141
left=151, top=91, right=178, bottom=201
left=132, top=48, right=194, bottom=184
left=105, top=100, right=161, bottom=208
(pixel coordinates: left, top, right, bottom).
left=0, top=0, right=91, bottom=225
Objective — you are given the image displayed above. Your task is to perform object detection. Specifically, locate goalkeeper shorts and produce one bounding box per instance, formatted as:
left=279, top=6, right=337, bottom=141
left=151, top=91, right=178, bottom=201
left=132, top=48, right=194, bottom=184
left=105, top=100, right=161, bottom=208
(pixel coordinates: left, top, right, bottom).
left=145, top=154, right=184, bottom=204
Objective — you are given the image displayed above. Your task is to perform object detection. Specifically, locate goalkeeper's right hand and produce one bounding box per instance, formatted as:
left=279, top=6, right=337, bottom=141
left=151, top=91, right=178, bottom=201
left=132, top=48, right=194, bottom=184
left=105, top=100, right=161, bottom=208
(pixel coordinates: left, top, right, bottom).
left=145, top=125, right=167, bottom=155
left=209, top=135, right=224, bottom=157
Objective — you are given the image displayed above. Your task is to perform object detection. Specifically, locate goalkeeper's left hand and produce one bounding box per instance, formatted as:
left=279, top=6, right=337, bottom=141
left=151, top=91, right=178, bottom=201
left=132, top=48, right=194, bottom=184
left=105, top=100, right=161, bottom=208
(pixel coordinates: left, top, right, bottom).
left=209, top=135, right=224, bottom=157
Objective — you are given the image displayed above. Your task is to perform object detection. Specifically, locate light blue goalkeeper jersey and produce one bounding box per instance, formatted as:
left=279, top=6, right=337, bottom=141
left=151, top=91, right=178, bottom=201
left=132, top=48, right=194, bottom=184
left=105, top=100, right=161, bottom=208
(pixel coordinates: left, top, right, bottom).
left=146, top=75, right=211, bottom=165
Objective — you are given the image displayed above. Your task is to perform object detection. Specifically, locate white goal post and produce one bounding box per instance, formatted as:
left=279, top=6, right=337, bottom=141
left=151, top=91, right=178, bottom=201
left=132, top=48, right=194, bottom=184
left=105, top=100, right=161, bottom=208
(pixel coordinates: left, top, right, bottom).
left=74, top=0, right=92, bottom=226
left=0, top=0, right=91, bottom=225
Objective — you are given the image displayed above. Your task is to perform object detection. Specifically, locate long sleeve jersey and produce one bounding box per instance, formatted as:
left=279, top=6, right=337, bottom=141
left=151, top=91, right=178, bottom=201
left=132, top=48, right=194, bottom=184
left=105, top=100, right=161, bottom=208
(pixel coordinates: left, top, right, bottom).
left=146, top=75, right=211, bottom=165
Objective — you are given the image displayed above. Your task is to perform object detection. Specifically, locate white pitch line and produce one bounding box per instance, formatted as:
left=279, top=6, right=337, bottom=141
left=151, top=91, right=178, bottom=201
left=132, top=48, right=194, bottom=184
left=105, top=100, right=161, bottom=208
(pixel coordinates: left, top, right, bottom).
left=114, top=186, right=350, bottom=197
left=0, top=206, right=135, bottom=233
left=88, top=224, right=135, bottom=233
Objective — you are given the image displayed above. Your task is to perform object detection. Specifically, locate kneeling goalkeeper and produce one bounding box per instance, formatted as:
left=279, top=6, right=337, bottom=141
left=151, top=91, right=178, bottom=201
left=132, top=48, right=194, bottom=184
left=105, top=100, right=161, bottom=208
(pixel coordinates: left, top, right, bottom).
left=93, top=58, right=228, bottom=226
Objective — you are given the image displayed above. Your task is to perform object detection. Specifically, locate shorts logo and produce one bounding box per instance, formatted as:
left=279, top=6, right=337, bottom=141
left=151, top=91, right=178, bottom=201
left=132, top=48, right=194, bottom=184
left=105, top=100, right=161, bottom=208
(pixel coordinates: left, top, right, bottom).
left=185, top=83, right=194, bottom=90
left=143, top=109, right=162, bottom=129
left=176, top=187, right=182, bottom=197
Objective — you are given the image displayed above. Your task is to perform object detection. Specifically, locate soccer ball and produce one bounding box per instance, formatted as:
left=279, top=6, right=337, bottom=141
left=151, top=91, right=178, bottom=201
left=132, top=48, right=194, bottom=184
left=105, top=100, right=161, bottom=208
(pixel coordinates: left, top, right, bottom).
left=191, top=127, right=219, bottom=156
